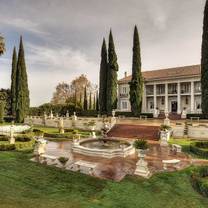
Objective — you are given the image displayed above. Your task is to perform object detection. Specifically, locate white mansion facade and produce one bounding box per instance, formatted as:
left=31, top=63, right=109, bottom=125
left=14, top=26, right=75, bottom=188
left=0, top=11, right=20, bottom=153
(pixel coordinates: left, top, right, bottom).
left=118, top=65, right=202, bottom=115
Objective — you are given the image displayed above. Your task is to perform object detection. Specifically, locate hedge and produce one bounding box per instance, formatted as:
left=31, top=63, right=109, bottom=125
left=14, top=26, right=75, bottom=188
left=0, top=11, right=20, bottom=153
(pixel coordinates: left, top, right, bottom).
left=0, top=143, right=15, bottom=151
left=115, top=111, right=153, bottom=118
left=187, top=114, right=208, bottom=119
left=44, top=132, right=72, bottom=139
left=190, top=141, right=208, bottom=159
left=191, top=166, right=208, bottom=197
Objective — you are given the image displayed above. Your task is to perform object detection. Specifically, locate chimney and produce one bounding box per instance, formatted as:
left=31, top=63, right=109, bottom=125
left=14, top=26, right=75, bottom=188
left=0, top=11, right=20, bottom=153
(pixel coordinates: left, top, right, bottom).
left=124, top=71, right=127, bottom=78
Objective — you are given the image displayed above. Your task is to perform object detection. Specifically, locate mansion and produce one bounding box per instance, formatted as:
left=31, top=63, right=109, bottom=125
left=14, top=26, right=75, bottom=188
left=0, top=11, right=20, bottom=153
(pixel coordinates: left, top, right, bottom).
left=118, top=65, right=202, bottom=116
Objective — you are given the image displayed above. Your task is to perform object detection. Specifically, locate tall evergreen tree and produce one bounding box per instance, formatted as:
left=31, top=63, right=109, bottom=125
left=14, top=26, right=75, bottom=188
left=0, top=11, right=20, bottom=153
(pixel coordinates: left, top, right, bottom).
left=83, top=87, right=88, bottom=110
left=0, top=101, right=5, bottom=123
left=99, top=38, right=108, bottom=114
left=93, top=94, right=96, bottom=110
left=96, top=91, right=99, bottom=112
left=129, top=26, right=143, bottom=116
left=11, top=47, right=17, bottom=116
left=106, top=30, right=119, bottom=114
left=89, top=92, right=92, bottom=110
left=16, top=36, right=30, bottom=123
left=79, top=93, right=83, bottom=109
left=202, top=0, right=208, bottom=115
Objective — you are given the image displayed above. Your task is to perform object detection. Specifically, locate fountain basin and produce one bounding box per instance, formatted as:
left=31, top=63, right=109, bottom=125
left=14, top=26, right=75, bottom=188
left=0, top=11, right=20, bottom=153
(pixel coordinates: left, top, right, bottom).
left=72, top=138, right=135, bottom=158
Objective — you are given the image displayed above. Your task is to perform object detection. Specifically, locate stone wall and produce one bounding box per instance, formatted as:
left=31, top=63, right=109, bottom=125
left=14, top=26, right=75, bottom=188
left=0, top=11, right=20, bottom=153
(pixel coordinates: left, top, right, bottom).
left=172, top=126, right=185, bottom=138
left=24, top=116, right=116, bottom=131
left=187, top=125, right=208, bottom=139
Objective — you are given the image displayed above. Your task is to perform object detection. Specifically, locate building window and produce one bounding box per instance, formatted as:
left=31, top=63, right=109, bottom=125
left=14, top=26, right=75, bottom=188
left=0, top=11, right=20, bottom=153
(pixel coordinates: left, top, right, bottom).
left=194, top=82, right=201, bottom=93
left=150, top=102, right=154, bottom=109
left=122, top=87, right=127, bottom=94
left=146, top=85, right=154, bottom=95
left=122, top=101, right=128, bottom=109
left=181, top=83, right=190, bottom=94
left=168, top=83, right=177, bottom=94
left=185, top=96, right=189, bottom=105
left=161, top=97, right=165, bottom=105
left=157, top=84, right=165, bottom=94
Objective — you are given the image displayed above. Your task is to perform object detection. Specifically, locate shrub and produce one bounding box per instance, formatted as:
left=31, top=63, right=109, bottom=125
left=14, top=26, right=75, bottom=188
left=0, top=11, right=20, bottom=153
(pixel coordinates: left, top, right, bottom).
left=115, top=111, right=153, bottom=118
left=0, top=135, right=9, bottom=141
left=58, top=157, right=69, bottom=165
left=191, top=166, right=208, bottom=197
left=160, top=124, right=171, bottom=131
left=15, top=135, right=31, bottom=142
left=190, top=142, right=208, bottom=159
left=187, top=114, right=208, bottom=119
left=0, top=143, right=15, bottom=151
left=133, top=139, right=148, bottom=150
left=33, top=128, right=44, bottom=136
left=44, top=132, right=72, bottom=139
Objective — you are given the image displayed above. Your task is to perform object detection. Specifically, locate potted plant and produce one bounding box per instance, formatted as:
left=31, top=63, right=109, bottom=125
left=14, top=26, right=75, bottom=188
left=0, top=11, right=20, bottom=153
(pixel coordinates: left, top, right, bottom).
left=133, top=139, right=149, bottom=158
left=160, top=124, right=171, bottom=141
left=58, top=157, right=69, bottom=168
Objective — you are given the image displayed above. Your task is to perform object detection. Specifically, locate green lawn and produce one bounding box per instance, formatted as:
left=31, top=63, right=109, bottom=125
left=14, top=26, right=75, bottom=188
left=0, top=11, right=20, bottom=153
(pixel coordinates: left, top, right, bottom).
left=0, top=151, right=208, bottom=208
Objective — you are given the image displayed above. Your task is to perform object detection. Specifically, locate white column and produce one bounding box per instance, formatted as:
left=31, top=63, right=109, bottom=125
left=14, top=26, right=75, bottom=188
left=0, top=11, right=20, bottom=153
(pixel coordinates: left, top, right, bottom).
left=165, top=83, right=168, bottom=113
left=191, top=81, right=194, bottom=113
left=153, top=84, right=157, bottom=110
left=142, top=84, right=146, bottom=113
left=153, top=84, right=158, bottom=118
left=177, top=82, right=181, bottom=114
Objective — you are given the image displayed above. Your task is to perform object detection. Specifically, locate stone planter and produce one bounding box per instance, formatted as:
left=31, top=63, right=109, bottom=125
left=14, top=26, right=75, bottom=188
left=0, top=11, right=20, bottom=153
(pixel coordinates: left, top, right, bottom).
left=160, top=130, right=170, bottom=146
left=134, top=149, right=151, bottom=178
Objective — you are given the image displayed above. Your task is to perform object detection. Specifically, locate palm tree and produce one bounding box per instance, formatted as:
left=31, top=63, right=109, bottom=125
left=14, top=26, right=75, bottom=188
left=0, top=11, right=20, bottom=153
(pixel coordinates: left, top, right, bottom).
left=0, top=35, right=5, bottom=56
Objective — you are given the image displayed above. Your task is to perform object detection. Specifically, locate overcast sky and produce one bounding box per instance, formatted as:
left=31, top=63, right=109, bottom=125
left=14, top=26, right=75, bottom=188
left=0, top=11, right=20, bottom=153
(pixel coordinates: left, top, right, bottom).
left=0, top=0, right=206, bottom=106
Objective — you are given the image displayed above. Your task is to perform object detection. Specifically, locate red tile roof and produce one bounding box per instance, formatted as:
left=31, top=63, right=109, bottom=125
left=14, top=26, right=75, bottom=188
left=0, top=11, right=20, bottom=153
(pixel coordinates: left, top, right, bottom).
left=118, top=65, right=201, bottom=84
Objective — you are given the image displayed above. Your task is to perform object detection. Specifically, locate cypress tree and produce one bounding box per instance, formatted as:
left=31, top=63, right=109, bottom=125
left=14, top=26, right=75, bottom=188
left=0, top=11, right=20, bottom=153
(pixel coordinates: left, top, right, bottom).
left=11, top=47, right=17, bottom=117
left=0, top=101, right=5, bottom=123
left=79, top=93, right=83, bottom=109
left=106, top=30, right=119, bottom=114
left=96, top=91, right=99, bottom=112
left=201, top=0, right=208, bottom=115
left=89, top=92, right=92, bottom=110
left=129, top=26, right=143, bottom=116
left=99, top=38, right=108, bottom=114
left=83, top=87, right=88, bottom=110
left=93, top=94, right=96, bottom=110
left=16, top=36, right=30, bottom=123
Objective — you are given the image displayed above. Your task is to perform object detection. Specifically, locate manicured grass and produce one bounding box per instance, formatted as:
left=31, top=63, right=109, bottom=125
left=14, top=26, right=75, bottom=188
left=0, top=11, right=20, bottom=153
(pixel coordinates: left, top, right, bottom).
left=0, top=151, right=208, bottom=208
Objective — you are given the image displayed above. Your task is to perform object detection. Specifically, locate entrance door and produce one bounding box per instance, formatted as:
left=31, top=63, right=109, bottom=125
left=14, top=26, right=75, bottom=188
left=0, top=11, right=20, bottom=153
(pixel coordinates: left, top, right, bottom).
left=171, top=101, right=178, bottom=113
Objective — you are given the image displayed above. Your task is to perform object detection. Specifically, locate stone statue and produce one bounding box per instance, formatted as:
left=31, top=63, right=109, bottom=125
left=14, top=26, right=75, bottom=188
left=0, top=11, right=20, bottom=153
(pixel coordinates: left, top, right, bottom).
left=50, top=110, right=53, bottom=119
left=66, top=110, right=69, bottom=118
left=58, top=117, right=65, bottom=134
left=9, top=124, right=15, bottom=144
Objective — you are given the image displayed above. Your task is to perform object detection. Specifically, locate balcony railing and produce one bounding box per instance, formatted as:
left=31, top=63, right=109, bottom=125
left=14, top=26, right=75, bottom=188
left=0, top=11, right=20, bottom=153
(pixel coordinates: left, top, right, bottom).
left=119, top=93, right=129, bottom=98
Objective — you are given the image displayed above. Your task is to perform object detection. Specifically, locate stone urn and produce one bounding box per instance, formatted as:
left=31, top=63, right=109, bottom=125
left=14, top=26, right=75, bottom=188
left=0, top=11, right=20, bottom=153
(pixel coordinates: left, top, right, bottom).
left=134, top=149, right=151, bottom=178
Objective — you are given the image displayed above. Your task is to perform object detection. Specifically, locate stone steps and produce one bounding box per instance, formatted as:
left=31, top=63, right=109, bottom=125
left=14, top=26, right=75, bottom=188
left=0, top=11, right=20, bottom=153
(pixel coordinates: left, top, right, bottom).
left=107, top=124, right=160, bottom=140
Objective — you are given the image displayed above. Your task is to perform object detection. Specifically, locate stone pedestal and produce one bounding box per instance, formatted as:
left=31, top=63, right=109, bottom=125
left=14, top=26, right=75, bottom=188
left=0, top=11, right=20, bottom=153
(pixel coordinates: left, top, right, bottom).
left=164, top=118, right=170, bottom=126
left=153, top=109, right=159, bottom=118
left=181, top=109, right=187, bottom=119
left=134, top=150, right=151, bottom=178
left=160, top=131, right=170, bottom=146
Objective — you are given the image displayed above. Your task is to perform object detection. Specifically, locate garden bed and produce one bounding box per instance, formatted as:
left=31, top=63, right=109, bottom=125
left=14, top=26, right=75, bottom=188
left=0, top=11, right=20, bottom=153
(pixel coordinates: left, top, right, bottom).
left=191, top=166, right=208, bottom=197
left=0, top=135, right=35, bottom=151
